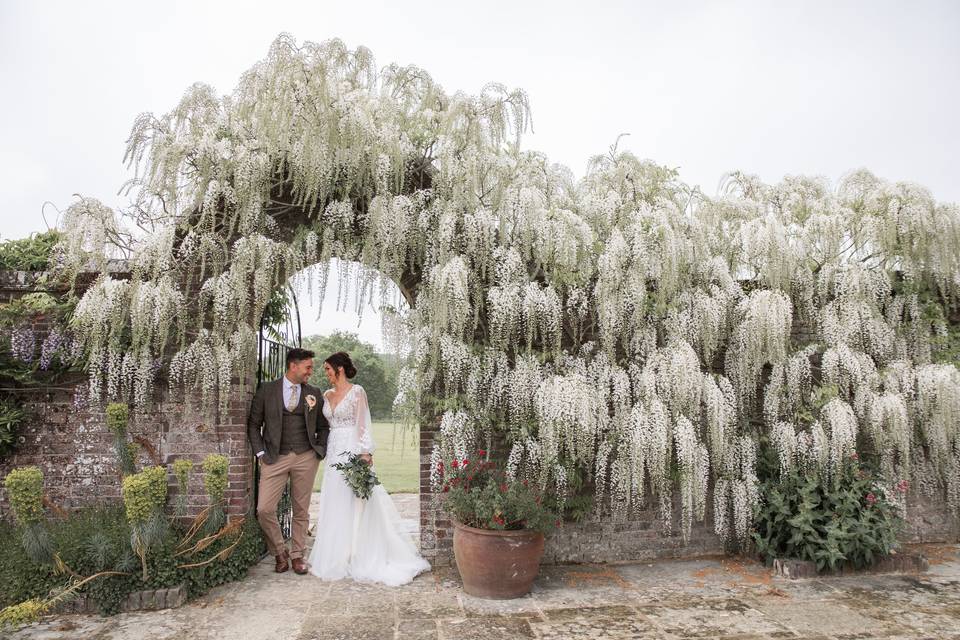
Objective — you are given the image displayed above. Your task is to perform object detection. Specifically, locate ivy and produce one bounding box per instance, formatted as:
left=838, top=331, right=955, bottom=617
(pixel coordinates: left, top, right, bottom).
left=0, top=398, right=25, bottom=458
left=0, top=507, right=264, bottom=620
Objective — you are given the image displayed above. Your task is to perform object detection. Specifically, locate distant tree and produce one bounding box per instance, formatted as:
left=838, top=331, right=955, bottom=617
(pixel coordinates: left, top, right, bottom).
left=303, top=331, right=398, bottom=420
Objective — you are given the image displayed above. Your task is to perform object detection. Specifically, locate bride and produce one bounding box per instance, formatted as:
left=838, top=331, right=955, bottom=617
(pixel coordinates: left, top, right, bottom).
left=307, top=351, right=431, bottom=586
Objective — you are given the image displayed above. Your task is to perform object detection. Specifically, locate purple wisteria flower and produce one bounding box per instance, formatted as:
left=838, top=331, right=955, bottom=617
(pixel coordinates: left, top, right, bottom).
left=72, top=385, right=88, bottom=412
left=10, top=324, right=36, bottom=363
left=40, top=327, right=68, bottom=370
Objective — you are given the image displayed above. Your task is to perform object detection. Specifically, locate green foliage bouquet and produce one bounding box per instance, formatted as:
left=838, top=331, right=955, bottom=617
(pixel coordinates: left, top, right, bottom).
left=437, top=450, right=558, bottom=535
left=333, top=452, right=381, bottom=499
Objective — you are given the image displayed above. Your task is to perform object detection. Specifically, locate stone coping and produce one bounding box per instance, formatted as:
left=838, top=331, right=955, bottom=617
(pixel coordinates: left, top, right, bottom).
left=51, top=584, right=187, bottom=614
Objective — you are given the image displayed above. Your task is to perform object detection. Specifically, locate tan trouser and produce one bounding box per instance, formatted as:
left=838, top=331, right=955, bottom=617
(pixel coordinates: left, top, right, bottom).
left=256, top=449, right=320, bottom=559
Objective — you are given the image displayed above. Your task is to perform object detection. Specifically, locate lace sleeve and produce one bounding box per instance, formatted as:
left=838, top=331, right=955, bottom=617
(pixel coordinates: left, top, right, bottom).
left=354, top=386, right=376, bottom=455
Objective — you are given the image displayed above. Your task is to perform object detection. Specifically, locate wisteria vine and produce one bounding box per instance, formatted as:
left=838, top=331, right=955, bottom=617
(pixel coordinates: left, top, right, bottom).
left=53, top=35, right=960, bottom=542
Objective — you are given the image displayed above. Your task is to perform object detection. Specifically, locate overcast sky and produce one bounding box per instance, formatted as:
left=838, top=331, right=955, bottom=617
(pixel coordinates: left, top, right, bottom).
left=1, top=0, right=957, bottom=348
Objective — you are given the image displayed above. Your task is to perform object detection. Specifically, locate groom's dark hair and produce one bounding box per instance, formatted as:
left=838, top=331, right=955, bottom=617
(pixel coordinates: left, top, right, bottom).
left=285, top=348, right=315, bottom=368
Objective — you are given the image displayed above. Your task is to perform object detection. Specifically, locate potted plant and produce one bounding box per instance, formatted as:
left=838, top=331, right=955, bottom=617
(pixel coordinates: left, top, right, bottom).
left=438, top=450, right=558, bottom=599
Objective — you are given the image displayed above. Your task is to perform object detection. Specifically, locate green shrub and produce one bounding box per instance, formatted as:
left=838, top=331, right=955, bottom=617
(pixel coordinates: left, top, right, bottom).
left=121, top=466, right=167, bottom=524
left=0, top=506, right=264, bottom=620
left=202, top=454, right=228, bottom=532
left=752, top=455, right=903, bottom=572
left=4, top=467, right=44, bottom=525
left=201, top=455, right=228, bottom=504
left=172, top=459, right=193, bottom=487
left=0, top=230, right=61, bottom=271
left=0, top=231, right=62, bottom=271
left=106, top=403, right=136, bottom=476
left=3, top=467, right=54, bottom=565
left=172, top=459, right=193, bottom=518
left=105, top=403, right=129, bottom=436
left=181, top=514, right=264, bottom=598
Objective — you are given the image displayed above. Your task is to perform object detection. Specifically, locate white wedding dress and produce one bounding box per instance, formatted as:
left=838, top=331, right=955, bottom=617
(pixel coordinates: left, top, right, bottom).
left=307, top=384, right=430, bottom=586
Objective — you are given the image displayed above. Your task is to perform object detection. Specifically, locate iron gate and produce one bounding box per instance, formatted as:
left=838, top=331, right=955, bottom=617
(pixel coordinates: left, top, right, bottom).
left=254, top=286, right=302, bottom=541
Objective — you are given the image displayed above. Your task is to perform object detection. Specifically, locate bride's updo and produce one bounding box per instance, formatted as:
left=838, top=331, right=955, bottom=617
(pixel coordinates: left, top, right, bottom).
left=324, top=351, right=357, bottom=379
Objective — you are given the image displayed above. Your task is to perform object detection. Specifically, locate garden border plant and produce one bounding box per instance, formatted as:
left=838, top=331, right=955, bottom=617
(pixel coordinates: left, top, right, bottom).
left=752, top=447, right=906, bottom=573
left=0, top=403, right=265, bottom=630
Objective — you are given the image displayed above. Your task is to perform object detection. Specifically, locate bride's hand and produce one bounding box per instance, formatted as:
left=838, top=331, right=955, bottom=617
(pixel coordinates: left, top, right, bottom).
left=360, top=453, right=373, bottom=465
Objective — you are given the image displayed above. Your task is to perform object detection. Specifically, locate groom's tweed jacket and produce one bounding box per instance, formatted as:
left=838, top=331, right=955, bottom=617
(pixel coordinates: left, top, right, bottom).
left=247, top=378, right=331, bottom=464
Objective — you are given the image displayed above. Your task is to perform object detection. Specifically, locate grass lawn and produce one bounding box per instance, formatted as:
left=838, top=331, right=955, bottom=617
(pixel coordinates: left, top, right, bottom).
left=313, top=421, right=420, bottom=494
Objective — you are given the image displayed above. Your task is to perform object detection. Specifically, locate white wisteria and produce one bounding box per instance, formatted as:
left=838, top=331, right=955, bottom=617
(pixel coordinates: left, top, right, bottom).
left=56, top=35, right=960, bottom=541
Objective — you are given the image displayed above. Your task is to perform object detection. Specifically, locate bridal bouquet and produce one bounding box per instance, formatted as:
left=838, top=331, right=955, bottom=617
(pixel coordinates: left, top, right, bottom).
left=333, top=452, right=381, bottom=499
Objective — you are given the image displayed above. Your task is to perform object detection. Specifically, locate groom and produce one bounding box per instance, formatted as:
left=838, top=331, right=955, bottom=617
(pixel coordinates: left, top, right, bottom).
left=247, top=348, right=330, bottom=574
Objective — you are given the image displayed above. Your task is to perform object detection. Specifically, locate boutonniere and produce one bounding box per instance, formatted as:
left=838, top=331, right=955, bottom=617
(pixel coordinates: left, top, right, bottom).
left=305, top=394, right=317, bottom=409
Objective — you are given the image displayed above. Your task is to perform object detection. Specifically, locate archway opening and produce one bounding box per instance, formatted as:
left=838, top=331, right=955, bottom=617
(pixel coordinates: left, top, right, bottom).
left=258, top=257, right=423, bottom=547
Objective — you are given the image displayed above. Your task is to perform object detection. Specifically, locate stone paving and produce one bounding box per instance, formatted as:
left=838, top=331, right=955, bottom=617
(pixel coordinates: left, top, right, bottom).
left=7, top=494, right=960, bottom=639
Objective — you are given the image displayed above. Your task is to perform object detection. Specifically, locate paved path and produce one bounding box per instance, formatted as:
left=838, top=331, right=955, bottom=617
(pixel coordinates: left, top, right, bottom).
left=7, top=497, right=960, bottom=639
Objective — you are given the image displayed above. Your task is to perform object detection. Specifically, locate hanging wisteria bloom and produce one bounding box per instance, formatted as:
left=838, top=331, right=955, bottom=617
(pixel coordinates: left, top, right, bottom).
left=39, top=327, right=70, bottom=370
left=49, top=34, right=960, bottom=539
left=10, top=324, right=36, bottom=363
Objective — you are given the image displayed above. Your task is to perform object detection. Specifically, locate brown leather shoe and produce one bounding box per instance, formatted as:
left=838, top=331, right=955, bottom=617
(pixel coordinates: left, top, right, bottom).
left=291, top=557, right=308, bottom=575
left=274, top=550, right=290, bottom=573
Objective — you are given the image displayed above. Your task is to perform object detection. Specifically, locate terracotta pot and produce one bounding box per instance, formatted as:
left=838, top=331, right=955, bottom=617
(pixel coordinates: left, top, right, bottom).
left=452, top=519, right=545, bottom=599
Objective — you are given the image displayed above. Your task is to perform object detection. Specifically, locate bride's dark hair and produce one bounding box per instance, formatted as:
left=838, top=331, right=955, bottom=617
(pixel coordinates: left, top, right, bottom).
left=324, top=351, right=357, bottom=379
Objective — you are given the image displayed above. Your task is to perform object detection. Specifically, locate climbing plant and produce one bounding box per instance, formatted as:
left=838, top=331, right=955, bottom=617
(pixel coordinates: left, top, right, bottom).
left=54, top=34, right=960, bottom=542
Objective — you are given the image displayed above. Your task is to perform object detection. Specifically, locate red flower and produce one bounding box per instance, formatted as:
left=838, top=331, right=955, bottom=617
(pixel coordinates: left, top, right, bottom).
left=442, top=485, right=450, bottom=493
left=499, top=483, right=508, bottom=493
left=451, top=459, right=459, bottom=469
left=866, top=492, right=877, bottom=505
left=478, top=449, right=487, bottom=457
left=522, top=479, right=529, bottom=487
left=492, top=515, right=505, bottom=526
left=896, top=479, right=910, bottom=494
left=555, top=519, right=562, bottom=527
left=851, top=452, right=859, bottom=461
left=462, top=459, right=470, bottom=466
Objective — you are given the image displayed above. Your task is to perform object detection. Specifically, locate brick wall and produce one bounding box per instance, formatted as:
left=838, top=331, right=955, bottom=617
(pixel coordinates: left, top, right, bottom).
left=419, top=312, right=959, bottom=566
left=418, top=423, right=452, bottom=565
left=3, top=268, right=958, bottom=567
left=543, top=508, right=724, bottom=565
left=0, top=269, right=255, bottom=522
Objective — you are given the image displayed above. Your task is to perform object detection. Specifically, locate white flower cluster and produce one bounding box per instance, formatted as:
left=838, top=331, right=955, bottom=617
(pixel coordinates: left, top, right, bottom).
left=57, top=35, right=960, bottom=536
